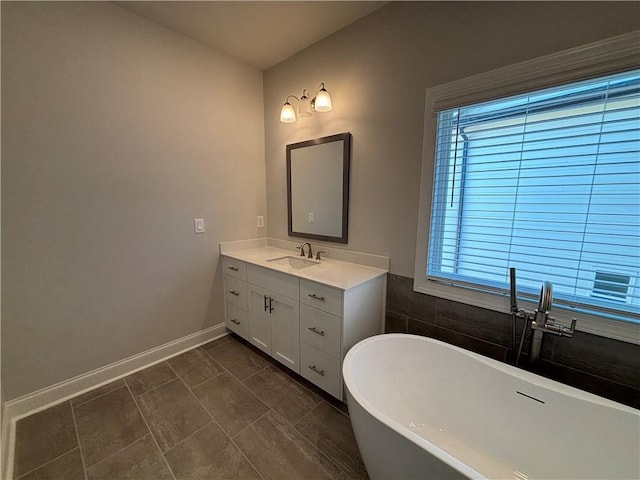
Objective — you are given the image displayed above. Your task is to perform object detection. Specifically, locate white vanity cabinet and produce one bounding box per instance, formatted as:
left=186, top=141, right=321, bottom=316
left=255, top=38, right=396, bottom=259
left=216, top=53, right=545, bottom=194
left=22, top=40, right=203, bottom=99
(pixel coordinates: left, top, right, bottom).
left=299, top=277, right=385, bottom=399
left=247, top=264, right=301, bottom=373
left=222, top=257, right=249, bottom=338
left=220, top=248, right=387, bottom=401
left=247, top=283, right=300, bottom=373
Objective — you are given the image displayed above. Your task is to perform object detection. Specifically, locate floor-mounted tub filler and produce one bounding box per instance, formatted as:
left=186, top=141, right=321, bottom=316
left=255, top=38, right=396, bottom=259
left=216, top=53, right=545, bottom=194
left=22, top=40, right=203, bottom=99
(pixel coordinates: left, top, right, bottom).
left=343, top=334, right=639, bottom=480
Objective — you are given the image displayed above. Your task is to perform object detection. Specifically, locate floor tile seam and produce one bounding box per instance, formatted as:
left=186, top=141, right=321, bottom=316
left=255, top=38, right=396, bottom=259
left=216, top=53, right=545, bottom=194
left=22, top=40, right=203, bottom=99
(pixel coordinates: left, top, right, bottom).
left=273, top=368, right=325, bottom=410
left=127, top=371, right=179, bottom=399
left=164, top=361, right=221, bottom=426
left=83, top=433, right=154, bottom=472
left=291, top=404, right=363, bottom=479
left=165, top=344, right=225, bottom=375
left=268, top=363, right=327, bottom=406
left=253, top=408, right=347, bottom=479
left=288, top=423, right=352, bottom=480
left=198, top=343, right=268, bottom=382
left=71, top=382, right=126, bottom=409
left=158, top=419, right=215, bottom=455
left=69, top=402, right=89, bottom=480
left=239, top=363, right=271, bottom=383
left=179, top=368, right=226, bottom=391
left=12, top=446, right=82, bottom=480
left=240, top=376, right=321, bottom=428
left=124, top=381, right=178, bottom=480
left=80, top=428, right=151, bottom=470
left=200, top=334, right=235, bottom=352
left=222, top=419, right=268, bottom=480
left=198, top=338, right=236, bottom=360
left=227, top=361, right=271, bottom=383
left=177, top=379, right=267, bottom=480
left=185, top=369, right=271, bottom=438
left=228, top=409, right=272, bottom=441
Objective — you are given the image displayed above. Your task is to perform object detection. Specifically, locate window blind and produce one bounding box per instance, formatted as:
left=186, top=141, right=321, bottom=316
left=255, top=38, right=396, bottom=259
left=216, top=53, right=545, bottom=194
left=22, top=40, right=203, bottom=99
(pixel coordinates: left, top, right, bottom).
left=428, top=69, right=640, bottom=320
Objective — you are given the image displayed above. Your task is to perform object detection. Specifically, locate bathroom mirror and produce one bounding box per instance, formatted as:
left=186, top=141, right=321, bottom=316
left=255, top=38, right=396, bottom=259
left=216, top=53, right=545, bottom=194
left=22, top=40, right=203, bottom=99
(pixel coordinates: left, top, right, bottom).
left=287, top=132, right=351, bottom=244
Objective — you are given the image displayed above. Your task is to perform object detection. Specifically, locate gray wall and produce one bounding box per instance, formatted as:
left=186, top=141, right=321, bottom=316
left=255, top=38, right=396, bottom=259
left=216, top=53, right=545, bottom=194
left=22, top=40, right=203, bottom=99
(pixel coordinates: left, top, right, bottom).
left=264, top=1, right=640, bottom=277
left=263, top=1, right=640, bottom=407
left=1, top=2, right=266, bottom=400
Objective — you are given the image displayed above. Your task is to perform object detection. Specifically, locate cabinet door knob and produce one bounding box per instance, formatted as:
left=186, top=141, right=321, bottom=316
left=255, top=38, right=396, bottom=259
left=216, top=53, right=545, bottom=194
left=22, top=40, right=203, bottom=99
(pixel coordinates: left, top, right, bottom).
left=230, top=318, right=241, bottom=325
left=229, top=290, right=240, bottom=296
left=227, top=266, right=239, bottom=271
left=308, top=294, right=325, bottom=302
left=308, top=365, right=325, bottom=376
left=308, top=326, right=325, bottom=336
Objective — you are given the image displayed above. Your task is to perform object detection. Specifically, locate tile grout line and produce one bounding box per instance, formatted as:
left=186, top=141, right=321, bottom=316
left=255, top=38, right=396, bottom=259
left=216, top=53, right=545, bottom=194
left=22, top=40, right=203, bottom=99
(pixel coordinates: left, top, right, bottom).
left=124, top=381, right=177, bottom=480
left=188, top=336, right=355, bottom=478
left=176, top=365, right=267, bottom=480
left=268, top=407, right=348, bottom=479
left=239, top=368, right=323, bottom=429
left=69, top=402, right=89, bottom=480
left=157, top=420, right=215, bottom=455
left=211, top=340, right=349, bottom=478
left=71, top=381, right=125, bottom=409
left=225, top=424, right=267, bottom=480
left=125, top=366, right=179, bottom=398
left=207, top=335, right=354, bottom=477
left=229, top=409, right=271, bottom=441
left=72, top=393, right=156, bottom=475
left=13, top=447, right=81, bottom=480
left=291, top=401, right=357, bottom=478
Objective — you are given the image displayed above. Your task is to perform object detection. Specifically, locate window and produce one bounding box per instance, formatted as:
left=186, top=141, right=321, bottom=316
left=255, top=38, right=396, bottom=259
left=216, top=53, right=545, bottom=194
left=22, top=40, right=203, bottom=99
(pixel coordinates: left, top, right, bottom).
left=415, top=32, right=640, bottom=342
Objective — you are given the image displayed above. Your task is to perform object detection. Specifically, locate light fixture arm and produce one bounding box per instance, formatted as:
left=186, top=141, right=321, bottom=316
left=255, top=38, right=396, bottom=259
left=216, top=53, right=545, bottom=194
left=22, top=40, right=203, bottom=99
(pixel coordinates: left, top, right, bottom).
left=280, top=83, right=332, bottom=123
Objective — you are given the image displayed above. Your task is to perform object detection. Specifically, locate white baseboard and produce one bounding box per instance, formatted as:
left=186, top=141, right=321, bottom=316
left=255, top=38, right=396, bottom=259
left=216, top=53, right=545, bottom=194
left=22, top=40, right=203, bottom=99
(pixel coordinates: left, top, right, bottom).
left=1, top=323, right=228, bottom=480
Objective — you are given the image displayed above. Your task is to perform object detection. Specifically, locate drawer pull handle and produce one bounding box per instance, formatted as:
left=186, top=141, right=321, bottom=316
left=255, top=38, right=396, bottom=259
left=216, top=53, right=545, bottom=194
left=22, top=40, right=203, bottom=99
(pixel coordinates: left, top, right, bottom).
left=308, top=294, right=325, bottom=302
left=229, top=290, right=240, bottom=296
left=308, top=365, right=325, bottom=376
left=227, top=266, right=239, bottom=271
left=308, top=326, right=325, bottom=336
left=230, top=318, right=241, bottom=325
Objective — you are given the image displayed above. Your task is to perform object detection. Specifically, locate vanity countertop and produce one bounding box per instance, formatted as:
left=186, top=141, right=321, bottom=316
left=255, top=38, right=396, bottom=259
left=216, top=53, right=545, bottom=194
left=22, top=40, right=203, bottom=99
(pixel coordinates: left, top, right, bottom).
left=221, top=246, right=388, bottom=290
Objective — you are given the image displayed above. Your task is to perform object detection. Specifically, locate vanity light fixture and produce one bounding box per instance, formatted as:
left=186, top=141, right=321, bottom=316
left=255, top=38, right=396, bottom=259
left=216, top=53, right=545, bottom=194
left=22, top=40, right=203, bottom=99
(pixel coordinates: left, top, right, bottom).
left=280, top=83, right=332, bottom=123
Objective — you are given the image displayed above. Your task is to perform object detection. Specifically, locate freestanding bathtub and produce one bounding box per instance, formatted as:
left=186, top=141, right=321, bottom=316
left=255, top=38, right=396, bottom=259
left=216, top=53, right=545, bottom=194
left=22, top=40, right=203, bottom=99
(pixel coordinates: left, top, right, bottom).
left=343, top=334, right=639, bottom=480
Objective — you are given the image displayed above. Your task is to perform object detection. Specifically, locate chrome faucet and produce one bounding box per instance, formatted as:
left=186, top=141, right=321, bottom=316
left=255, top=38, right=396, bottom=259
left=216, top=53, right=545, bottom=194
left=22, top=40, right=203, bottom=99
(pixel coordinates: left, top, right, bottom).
left=297, top=242, right=313, bottom=259
left=510, top=269, right=577, bottom=368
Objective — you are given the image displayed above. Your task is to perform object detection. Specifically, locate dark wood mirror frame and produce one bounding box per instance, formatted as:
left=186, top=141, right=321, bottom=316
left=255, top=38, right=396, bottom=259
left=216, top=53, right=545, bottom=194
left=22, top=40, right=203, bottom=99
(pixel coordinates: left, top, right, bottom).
left=286, top=132, right=351, bottom=244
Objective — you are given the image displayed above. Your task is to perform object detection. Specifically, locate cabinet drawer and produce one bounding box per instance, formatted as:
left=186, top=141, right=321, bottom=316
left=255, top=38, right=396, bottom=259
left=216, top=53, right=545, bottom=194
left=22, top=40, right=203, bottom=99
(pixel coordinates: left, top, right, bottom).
left=224, top=275, right=247, bottom=311
left=247, top=264, right=299, bottom=300
left=300, top=304, right=341, bottom=358
left=222, top=256, right=247, bottom=281
left=225, top=303, right=248, bottom=339
left=300, top=342, right=341, bottom=399
left=300, top=279, right=342, bottom=317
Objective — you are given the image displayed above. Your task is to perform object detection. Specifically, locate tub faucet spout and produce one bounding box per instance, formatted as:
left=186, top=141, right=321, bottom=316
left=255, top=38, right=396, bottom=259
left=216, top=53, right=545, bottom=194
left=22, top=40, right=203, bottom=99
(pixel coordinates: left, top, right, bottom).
left=529, top=281, right=577, bottom=367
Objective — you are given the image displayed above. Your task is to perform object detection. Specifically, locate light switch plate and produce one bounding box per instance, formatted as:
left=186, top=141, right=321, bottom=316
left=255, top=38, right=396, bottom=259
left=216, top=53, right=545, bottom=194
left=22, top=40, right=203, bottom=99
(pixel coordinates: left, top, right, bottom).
left=194, top=218, right=205, bottom=233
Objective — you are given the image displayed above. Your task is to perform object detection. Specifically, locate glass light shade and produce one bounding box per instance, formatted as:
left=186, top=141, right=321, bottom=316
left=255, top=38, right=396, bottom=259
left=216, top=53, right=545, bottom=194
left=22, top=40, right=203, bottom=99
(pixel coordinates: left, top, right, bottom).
left=280, top=102, right=297, bottom=123
left=314, top=86, right=332, bottom=112
left=298, top=90, right=312, bottom=117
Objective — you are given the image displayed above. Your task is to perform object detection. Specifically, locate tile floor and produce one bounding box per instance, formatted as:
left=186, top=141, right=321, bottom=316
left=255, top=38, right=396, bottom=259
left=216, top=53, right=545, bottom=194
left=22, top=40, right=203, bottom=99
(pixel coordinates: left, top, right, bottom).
left=12, top=334, right=368, bottom=480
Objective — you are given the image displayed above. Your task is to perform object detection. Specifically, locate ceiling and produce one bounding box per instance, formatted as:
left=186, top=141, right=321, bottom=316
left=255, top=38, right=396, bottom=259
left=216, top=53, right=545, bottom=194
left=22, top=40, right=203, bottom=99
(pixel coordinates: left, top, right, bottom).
left=117, top=1, right=388, bottom=70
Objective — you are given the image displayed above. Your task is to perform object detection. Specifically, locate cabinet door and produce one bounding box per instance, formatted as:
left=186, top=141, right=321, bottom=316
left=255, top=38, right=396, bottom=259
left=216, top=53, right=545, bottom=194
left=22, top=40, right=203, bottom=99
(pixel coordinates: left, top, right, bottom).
left=248, top=285, right=271, bottom=355
left=271, top=292, right=300, bottom=373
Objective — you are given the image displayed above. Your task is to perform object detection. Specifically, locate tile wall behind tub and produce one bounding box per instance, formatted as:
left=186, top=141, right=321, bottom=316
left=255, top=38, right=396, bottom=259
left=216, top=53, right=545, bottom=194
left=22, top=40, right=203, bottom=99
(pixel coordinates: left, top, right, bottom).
left=385, top=273, right=640, bottom=409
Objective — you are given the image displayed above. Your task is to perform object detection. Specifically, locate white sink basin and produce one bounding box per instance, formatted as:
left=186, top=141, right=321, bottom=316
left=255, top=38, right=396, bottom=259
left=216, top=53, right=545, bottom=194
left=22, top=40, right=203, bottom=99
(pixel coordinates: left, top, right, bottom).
left=267, top=255, right=320, bottom=269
